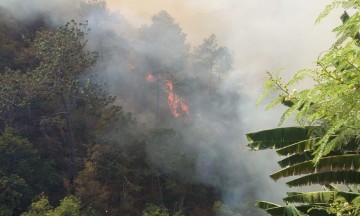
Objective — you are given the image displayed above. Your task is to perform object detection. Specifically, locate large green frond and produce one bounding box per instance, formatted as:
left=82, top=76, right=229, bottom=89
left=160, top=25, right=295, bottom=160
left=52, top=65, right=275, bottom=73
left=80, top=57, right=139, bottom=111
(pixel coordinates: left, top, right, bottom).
left=278, top=152, right=314, bottom=168
left=256, top=201, right=281, bottom=210
left=286, top=171, right=360, bottom=187
left=283, top=191, right=335, bottom=204
left=246, top=127, right=314, bottom=151
left=271, top=154, right=360, bottom=181
left=275, top=139, right=315, bottom=156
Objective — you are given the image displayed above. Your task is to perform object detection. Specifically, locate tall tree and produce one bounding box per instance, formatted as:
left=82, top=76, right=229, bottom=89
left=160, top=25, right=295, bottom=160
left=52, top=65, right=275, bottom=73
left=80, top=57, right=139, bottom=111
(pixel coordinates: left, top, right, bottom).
left=139, top=11, right=189, bottom=120
left=30, top=20, right=113, bottom=185
left=193, top=34, right=233, bottom=95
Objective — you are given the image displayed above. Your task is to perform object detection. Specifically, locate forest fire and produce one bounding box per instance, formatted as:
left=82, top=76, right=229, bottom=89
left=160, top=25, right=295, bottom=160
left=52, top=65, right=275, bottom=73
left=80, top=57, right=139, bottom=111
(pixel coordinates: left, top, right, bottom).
left=146, top=72, right=154, bottom=82
left=165, top=79, right=189, bottom=118
left=145, top=73, right=190, bottom=118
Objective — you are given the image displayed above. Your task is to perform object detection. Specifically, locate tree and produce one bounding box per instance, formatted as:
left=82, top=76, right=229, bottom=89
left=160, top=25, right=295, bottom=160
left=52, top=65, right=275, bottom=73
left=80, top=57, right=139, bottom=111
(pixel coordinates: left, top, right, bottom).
left=193, top=34, right=233, bottom=95
left=0, top=71, right=30, bottom=126
left=0, top=128, right=61, bottom=215
left=139, top=11, right=189, bottom=120
left=30, top=20, right=113, bottom=185
left=22, top=195, right=81, bottom=216
left=248, top=1, right=360, bottom=215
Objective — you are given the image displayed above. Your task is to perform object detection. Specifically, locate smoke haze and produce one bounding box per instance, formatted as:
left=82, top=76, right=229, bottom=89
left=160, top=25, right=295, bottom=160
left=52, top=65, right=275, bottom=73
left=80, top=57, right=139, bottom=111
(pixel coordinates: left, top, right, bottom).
left=0, top=0, right=341, bottom=213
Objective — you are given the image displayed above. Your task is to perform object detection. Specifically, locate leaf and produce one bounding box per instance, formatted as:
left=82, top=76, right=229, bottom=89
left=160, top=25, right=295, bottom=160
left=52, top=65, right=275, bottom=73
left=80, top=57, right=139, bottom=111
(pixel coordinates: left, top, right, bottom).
left=246, top=127, right=314, bottom=151
left=286, top=171, right=360, bottom=187
left=278, top=151, right=314, bottom=168
left=256, top=201, right=281, bottom=210
left=265, top=205, right=327, bottom=216
left=271, top=154, right=360, bottom=181
left=283, top=191, right=335, bottom=204
left=276, top=139, right=315, bottom=156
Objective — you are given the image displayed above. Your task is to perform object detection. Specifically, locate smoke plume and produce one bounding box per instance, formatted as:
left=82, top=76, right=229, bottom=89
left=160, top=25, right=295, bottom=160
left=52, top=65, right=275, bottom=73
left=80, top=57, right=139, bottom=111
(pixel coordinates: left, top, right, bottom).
left=0, top=0, right=341, bottom=214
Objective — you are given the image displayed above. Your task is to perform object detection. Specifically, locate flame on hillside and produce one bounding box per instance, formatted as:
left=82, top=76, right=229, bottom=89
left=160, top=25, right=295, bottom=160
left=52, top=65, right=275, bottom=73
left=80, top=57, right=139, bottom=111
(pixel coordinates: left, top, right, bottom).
left=145, top=73, right=189, bottom=118
left=146, top=72, right=154, bottom=82
left=164, top=79, right=189, bottom=118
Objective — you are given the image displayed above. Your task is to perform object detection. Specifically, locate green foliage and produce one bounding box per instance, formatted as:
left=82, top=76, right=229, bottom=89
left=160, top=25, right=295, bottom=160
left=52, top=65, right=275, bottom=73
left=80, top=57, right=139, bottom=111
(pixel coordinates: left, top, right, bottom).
left=247, top=126, right=360, bottom=214
left=74, top=161, right=108, bottom=215
left=0, top=174, right=32, bottom=216
left=142, top=204, right=170, bottom=216
left=0, top=70, right=30, bottom=125
left=52, top=196, right=81, bottom=216
left=250, top=1, right=360, bottom=215
left=0, top=128, right=61, bottom=215
left=141, top=204, right=184, bottom=216
left=22, top=195, right=81, bottom=216
left=315, top=195, right=360, bottom=216
left=193, top=34, right=233, bottom=94
left=21, top=195, right=52, bottom=216
left=261, top=5, right=360, bottom=163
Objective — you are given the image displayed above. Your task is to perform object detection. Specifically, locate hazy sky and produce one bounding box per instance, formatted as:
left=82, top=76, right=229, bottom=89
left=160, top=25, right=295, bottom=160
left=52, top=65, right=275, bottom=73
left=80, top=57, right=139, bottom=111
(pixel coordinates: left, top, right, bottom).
left=107, top=0, right=339, bottom=98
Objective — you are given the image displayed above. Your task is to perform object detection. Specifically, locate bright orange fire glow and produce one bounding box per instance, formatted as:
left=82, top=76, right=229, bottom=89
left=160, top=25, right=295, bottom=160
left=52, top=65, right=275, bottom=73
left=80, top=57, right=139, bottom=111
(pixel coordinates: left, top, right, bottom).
left=165, top=79, right=190, bottom=118
left=165, top=79, right=180, bottom=117
left=146, top=72, right=154, bottom=82
left=180, top=101, right=189, bottom=115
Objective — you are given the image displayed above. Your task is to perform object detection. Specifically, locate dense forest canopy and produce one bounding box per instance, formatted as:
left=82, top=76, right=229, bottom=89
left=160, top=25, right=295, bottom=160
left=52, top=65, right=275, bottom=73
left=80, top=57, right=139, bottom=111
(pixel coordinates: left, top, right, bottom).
left=0, top=0, right=265, bottom=215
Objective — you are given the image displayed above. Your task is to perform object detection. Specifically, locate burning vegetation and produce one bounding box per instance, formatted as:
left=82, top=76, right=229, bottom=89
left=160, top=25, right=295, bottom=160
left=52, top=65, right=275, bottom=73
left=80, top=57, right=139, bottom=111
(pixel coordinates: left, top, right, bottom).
left=0, top=1, right=267, bottom=216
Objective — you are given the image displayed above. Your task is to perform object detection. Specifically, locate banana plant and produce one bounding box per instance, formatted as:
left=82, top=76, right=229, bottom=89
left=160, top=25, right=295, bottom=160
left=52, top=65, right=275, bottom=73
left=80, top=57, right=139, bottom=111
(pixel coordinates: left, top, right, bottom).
left=247, top=127, right=360, bottom=215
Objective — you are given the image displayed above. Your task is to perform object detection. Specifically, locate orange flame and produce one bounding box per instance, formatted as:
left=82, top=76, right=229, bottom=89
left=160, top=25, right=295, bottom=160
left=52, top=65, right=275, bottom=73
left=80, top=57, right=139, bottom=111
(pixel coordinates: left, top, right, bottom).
left=146, top=72, right=154, bottom=82
left=165, top=79, right=190, bottom=118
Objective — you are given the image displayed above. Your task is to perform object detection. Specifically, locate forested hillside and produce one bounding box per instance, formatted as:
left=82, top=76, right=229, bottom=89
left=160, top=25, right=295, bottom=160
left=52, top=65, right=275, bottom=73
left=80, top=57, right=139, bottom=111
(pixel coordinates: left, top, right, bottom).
left=0, top=1, right=261, bottom=215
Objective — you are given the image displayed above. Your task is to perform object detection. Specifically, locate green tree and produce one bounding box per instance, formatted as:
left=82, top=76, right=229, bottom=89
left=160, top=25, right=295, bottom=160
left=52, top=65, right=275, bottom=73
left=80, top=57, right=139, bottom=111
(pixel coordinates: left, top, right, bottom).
left=142, top=204, right=170, bottom=216
left=22, top=195, right=81, bottom=216
left=139, top=11, right=189, bottom=120
left=0, top=70, right=30, bottom=126
left=193, top=34, right=233, bottom=94
left=0, top=128, right=60, bottom=215
left=30, top=20, right=113, bottom=185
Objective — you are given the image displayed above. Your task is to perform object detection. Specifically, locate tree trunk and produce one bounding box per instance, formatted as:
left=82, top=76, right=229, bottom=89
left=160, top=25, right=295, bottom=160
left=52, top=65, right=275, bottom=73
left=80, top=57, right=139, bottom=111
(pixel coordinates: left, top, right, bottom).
left=60, top=93, right=75, bottom=185
left=156, top=71, right=160, bottom=121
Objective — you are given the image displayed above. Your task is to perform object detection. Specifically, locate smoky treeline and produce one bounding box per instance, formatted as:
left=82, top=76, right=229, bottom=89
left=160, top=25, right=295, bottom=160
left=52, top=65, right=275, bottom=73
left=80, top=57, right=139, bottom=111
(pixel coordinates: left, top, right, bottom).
left=0, top=1, right=267, bottom=215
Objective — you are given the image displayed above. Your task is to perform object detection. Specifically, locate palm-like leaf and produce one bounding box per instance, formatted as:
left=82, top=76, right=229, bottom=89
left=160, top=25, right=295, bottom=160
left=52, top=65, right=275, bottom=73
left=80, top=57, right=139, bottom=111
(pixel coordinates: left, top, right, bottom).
left=271, top=154, right=360, bottom=181
left=256, top=201, right=281, bottom=210
left=246, top=127, right=315, bottom=150
left=283, top=191, right=360, bottom=204
left=278, top=151, right=314, bottom=168
left=247, top=126, right=360, bottom=215
left=286, top=171, right=360, bottom=187
left=283, top=191, right=335, bottom=204
left=275, top=139, right=315, bottom=156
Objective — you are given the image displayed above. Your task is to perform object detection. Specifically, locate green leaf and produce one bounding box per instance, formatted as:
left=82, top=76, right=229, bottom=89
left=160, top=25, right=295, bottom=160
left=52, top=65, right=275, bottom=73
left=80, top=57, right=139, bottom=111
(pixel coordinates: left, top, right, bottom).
left=278, top=152, right=314, bottom=168
left=271, top=154, right=360, bottom=181
left=256, top=201, right=281, bottom=210
left=286, top=171, right=360, bottom=187
left=283, top=191, right=335, bottom=204
left=246, top=127, right=314, bottom=151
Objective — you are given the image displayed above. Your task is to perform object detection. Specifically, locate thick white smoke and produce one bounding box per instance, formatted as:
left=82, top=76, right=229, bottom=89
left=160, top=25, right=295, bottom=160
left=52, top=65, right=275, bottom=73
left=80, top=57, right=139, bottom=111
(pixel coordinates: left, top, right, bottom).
left=0, top=0, right=341, bottom=213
